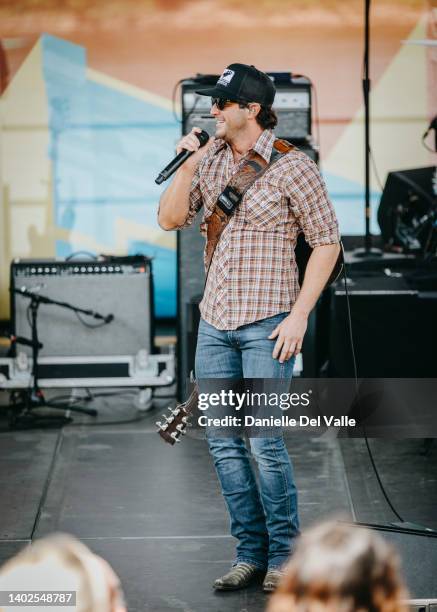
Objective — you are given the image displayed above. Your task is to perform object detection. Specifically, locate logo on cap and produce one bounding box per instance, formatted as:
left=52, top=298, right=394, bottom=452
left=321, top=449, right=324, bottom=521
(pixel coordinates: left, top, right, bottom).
left=217, top=69, right=235, bottom=87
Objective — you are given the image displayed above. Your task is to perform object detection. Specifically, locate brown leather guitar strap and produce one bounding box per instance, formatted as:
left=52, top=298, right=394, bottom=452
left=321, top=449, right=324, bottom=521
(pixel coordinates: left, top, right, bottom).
left=201, top=138, right=295, bottom=280
left=159, top=139, right=296, bottom=442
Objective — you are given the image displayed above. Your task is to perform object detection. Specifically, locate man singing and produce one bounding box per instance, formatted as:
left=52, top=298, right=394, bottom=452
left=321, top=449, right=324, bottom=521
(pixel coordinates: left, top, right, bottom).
left=158, top=63, right=340, bottom=592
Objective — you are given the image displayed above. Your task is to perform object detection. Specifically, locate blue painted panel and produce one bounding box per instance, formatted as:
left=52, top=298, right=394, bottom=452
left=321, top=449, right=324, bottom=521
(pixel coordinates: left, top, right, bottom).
left=128, top=241, right=176, bottom=319
left=324, top=171, right=381, bottom=236
left=41, top=34, right=179, bottom=317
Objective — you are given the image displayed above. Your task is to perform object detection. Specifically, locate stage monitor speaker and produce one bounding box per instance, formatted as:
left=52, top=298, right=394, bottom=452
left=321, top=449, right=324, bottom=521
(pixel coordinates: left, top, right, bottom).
left=377, top=166, right=437, bottom=253
left=11, top=256, right=154, bottom=358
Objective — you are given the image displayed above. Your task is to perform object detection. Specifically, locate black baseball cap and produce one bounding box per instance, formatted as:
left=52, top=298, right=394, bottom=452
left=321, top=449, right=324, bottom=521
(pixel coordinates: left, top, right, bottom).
left=195, top=63, right=276, bottom=107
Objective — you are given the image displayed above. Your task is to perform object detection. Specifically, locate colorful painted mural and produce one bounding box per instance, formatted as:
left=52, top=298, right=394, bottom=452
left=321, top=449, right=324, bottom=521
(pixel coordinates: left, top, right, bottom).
left=1, top=0, right=436, bottom=319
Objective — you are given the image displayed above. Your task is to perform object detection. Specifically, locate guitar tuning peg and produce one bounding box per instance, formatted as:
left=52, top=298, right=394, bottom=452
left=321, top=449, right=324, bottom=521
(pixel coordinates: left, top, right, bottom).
left=176, top=424, right=184, bottom=432
left=173, top=408, right=181, bottom=416
left=181, top=429, right=187, bottom=435
left=156, top=421, right=162, bottom=428
left=182, top=416, right=188, bottom=423
left=170, top=431, right=178, bottom=439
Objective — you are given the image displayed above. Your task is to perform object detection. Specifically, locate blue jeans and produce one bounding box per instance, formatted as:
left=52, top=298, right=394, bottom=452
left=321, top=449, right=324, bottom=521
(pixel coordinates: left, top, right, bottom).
left=195, top=314, right=300, bottom=570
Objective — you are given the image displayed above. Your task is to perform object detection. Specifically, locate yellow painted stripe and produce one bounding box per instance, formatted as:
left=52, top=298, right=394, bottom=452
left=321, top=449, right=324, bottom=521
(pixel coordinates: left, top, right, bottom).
left=86, top=68, right=180, bottom=113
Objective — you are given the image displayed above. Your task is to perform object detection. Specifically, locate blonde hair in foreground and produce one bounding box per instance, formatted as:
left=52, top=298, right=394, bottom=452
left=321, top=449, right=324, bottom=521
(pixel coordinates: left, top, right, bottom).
left=0, top=533, right=126, bottom=612
left=268, top=521, right=409, bottom=612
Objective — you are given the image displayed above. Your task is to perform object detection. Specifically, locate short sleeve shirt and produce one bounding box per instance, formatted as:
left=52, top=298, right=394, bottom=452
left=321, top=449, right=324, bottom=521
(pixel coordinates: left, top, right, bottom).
left=179, top=129, right=340, bottom=331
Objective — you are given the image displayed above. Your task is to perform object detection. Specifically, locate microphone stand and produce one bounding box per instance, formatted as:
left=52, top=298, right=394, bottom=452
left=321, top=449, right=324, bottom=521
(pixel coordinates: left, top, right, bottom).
left=8, top=288, right=113, bottom=429
left=354, top=0, right=382, bottom=259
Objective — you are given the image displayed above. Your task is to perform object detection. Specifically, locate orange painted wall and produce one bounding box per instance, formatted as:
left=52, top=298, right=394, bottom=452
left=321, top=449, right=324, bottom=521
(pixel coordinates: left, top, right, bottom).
left=1, top=0, right=434, bottom=160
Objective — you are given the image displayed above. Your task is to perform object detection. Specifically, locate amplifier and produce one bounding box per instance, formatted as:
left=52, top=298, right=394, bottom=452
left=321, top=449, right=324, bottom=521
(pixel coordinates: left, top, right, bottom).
left=10, top=256, right=154, bottom=359
left=182, top=75, right=217, bottom=138
left=181, top=72, right=312, bottom=142
left=271, top=73, right=312, bottom=141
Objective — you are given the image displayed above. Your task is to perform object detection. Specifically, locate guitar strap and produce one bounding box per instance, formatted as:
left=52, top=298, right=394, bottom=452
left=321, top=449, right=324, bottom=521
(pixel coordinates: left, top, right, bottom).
left=201, top=138, right=296, bottom=279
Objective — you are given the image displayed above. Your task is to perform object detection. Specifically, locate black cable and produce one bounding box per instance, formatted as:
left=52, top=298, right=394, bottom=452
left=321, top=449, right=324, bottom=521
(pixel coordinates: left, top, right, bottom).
left=42, top=388, right=152, bottom=428
left=369, top=147, right=384, bottom=192
left=65, top=412, right=151, bottom=428
left=422, top=117, right=437, bottom=153
left=341, top=245, right=404, bottom=523
left=66, top=251, right=97, bottom=261
left=183, top=96, right=201, bottom=128
left=45, top=398, right=87, bottom=407
left=30, top=429, right=64, bottom=539
left=152, top=394, right=176, bottom=399
left=341, top=245, right=358, bottom=384
left=4, top=384, right=156, bottom=430
left=46, top=389, right=137, bottom=405
left=310, top=80, right=321, bottom=157
left=74, top=310, right=108, bottom=329
left=87, top=390, right=137, bottom=398
left=348, top=5, right=406, bottom=520
left=26, top=303, right=32, bottom=328
left=422, top=136, right=435, bottom=154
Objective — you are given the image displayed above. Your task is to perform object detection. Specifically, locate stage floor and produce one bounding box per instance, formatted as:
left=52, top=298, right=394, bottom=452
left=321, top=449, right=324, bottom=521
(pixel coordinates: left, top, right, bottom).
left=0, top=389, right=436, bottom=611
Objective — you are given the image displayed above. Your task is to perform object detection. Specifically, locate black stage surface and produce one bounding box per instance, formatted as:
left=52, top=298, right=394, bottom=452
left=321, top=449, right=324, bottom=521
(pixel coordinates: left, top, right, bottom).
left=0, top=390, right=437, bottom=611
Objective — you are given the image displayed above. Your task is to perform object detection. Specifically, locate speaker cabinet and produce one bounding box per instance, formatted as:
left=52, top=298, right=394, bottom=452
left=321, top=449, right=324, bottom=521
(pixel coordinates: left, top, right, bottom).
left=328, top=273, right=437, bottom=377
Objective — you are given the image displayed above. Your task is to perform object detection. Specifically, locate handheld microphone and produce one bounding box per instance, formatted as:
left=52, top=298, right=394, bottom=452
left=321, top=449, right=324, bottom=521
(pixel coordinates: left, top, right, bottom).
left=155, top=130, right=210, bottom=185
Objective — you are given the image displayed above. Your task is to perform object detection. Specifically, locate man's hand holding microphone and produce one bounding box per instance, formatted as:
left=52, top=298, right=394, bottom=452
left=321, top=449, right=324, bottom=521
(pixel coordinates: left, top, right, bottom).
left=157, top=128, right=214, bottom=230
left=155, top=128, right=213, bottom=184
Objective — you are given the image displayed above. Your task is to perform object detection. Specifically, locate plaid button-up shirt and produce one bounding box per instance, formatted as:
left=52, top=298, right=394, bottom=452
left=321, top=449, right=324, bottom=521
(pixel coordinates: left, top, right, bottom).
left=180, top=129, right=340, bottom=331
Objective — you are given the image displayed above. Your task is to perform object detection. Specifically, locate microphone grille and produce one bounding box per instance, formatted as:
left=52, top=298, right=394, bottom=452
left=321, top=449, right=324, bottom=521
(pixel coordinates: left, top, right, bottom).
left=197, top=130, right=210, bottom=147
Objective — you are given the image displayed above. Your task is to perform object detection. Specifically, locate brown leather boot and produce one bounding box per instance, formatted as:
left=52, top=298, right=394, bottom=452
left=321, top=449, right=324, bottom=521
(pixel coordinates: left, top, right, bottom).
left=262, top=568, right=284, bottom=593
left=213, top=563, right=264, bottom=591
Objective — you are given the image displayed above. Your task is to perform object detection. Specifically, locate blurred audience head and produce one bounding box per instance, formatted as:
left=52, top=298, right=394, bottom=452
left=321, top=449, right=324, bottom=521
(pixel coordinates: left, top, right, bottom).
left=268, top=521, right=409, bottom=612
left=0, top=533, right=126, bottom=612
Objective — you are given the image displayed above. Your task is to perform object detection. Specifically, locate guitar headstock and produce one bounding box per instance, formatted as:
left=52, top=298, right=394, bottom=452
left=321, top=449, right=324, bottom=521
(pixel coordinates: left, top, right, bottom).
left=156, top=385, right=198, bottom=446
left=156, top=405, right=191, bottom=445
